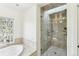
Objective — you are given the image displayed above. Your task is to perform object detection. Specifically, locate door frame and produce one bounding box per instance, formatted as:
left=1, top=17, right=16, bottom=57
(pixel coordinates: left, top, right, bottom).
left=36, top=3, right=78, bottom=56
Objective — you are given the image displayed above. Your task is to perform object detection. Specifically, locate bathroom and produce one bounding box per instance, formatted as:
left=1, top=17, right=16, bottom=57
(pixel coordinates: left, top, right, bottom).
left=0, top=3, right=37, bottom=56
left=0, top=3, right=78, bottom=56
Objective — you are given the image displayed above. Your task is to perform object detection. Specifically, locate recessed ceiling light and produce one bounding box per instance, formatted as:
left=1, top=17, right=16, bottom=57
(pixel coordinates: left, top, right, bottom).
left=16, top=4, right=20, bottom=6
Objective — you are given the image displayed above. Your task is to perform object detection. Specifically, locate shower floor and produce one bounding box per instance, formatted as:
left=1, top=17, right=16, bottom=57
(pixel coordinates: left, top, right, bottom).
left=42, top=46, right=67, bottom=56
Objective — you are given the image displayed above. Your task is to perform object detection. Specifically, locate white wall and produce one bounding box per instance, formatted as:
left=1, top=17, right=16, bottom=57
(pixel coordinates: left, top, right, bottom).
left=0, top=5, right=22, bottom=39
left=23, top=4, right=37, bottom=43
left=77, top=6, right=79, bottom=56
left=78, top=7, right=79, bottom=45
left=67, top=4, right=77, bottom=56
left=0, top=4, right=37, bottom=44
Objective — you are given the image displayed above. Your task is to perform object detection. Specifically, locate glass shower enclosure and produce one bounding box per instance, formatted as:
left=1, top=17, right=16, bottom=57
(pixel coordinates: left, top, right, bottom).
left=40, top=4, right=67, bottom=56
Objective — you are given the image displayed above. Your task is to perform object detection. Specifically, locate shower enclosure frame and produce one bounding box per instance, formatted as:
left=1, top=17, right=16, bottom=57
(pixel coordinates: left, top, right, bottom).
left=37, top=4, right=78, bottom=56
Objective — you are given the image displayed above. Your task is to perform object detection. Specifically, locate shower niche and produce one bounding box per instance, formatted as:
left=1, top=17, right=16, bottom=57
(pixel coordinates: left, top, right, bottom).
left=40, top=4, right=67, bottom=56
left=0, top=17, right=14, bottom=45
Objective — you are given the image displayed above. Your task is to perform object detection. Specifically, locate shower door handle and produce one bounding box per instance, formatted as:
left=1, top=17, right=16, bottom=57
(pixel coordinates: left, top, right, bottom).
left=78, top=45, right=79, bottom=48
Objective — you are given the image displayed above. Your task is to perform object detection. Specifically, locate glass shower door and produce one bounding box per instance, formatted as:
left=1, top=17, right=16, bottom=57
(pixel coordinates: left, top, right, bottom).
left=40, top=4, right=67, bottom=56
left=41, top=12, right=52, bottom=54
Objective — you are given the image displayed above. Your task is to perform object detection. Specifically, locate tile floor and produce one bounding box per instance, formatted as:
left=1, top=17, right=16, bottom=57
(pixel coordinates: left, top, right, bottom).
left=42, top=46, right=67, bottom=56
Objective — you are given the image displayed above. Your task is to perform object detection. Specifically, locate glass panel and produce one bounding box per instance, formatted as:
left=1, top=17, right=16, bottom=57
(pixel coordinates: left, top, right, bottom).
left=41, top=9, right=67, bottom=56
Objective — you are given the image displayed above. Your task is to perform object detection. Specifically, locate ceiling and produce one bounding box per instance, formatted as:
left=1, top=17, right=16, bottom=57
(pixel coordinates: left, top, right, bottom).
left=0, top=3, right=34, bottom=12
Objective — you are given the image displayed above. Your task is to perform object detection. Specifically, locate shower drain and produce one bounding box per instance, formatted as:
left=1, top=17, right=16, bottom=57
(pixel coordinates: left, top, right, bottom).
left=54, top=52, right=57, bottom=54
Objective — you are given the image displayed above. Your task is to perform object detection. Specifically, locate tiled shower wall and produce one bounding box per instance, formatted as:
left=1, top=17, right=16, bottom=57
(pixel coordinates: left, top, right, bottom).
left=50, top=10, right=67, bottom=49
left=40, top=3, right=67, bottom=54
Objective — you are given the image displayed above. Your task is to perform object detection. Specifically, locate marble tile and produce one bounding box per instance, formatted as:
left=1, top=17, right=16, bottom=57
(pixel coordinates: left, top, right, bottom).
left=42, top=46, right=67, bottom=56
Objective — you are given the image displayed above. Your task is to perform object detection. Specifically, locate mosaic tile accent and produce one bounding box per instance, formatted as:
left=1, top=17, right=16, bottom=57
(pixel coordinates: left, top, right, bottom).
left=0, top=17, right=14, bottom=44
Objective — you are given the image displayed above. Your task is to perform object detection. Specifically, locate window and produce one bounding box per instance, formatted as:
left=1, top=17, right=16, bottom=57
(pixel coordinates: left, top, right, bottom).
left=0, top=17, right=14, bottom=44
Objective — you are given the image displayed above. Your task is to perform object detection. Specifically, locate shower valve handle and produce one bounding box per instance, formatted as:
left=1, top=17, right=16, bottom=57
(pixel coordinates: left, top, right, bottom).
left=77, top=45, right=79, bottom=48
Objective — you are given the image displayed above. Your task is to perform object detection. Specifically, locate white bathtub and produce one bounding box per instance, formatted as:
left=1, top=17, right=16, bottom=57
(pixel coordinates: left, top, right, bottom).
left=0, top=44, right=23, bottom=56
